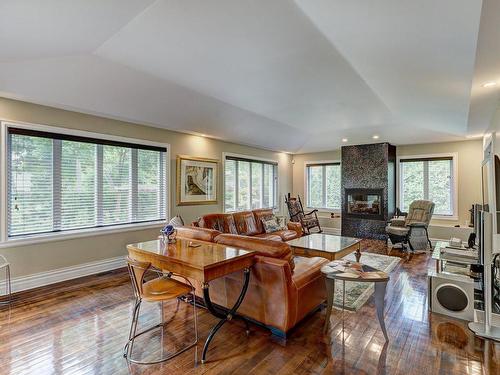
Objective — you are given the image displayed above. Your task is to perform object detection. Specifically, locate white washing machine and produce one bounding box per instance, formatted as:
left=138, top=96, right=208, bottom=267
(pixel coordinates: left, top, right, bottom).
left=428, top=270, right=475, bottom=321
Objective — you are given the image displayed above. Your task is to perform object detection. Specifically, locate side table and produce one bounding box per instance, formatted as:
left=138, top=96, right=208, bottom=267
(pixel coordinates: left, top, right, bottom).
left=322, top=260, right=390, bottom=341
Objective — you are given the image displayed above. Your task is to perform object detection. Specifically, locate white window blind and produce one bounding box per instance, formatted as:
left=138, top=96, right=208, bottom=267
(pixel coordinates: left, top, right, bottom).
left=224, top=156, right=277, bottom=212
left=399, top=156, right=454, bottom=216
left=306, top=163, right=341, bottom=209
left=7, top=128, right=167, bottom=238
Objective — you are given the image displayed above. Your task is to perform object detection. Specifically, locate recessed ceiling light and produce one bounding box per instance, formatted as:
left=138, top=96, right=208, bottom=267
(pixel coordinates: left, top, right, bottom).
left=342, top=138, right=348, bottom=143
left=372, top=135, right=380, bottom=139
left=482, top=81, right=497, bottom=88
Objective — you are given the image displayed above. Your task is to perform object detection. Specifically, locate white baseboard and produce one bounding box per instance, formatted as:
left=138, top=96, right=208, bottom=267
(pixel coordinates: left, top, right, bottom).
left=10, top=256, right=126, bottom=293
left=322, top=227, right=341, bottom=235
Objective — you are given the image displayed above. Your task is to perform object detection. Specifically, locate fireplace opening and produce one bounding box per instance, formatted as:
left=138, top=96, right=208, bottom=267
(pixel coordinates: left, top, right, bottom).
left=345, top=188, right=384, bottom=220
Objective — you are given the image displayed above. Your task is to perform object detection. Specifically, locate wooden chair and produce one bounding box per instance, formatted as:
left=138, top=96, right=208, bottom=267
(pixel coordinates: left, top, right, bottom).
left=285, top=194, right=322, bottom=235
left=124, top=257, right=198, bottom=365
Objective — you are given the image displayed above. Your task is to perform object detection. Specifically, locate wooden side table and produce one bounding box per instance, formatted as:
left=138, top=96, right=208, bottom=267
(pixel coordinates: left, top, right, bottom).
left=322, top=261, right=390, bottom=341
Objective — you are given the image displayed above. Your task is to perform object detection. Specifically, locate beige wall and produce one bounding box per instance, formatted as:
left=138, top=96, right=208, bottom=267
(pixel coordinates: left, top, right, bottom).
left=0, top=98, right=292, bottom=277
left=0, top=96, right=484, bottom=279
left=292, top=140, right=483, bottom=229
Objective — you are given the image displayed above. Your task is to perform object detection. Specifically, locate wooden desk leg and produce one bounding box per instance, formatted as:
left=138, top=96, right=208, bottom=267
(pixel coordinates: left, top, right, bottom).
left=374, top=281, right=389, bottom=341
left=323, top=278, right=335, bottom=334
left=355, top=243, right=362, bottom=262
left=201, top=268, right=251, bottom=363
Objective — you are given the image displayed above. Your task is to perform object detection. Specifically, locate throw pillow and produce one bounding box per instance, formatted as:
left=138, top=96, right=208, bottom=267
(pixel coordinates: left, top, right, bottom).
left=261, top=215, right=285, bottom=233
left=168, top=215, right=185, bottom=228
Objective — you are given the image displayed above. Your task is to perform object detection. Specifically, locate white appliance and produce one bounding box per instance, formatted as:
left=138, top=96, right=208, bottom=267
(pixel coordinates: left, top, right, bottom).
left=468, top=133, right=500, bottom=340
left=429, top=270, right=475, bottom=321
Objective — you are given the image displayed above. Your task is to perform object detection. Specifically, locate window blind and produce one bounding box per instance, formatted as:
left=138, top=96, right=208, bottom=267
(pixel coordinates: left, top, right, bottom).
left=7, top=128, right=167, bottom=238
left=306, top=162, right=341, bottom=209
left=399, top=156, right=454, bottom=215
left=224, top=156, right=277, bottom=212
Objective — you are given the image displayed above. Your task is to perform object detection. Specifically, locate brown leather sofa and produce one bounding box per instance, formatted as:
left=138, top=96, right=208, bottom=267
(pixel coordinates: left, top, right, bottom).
left=175, top=226, right=328, bottom=337
left=192, top=208, right=302, bottom=241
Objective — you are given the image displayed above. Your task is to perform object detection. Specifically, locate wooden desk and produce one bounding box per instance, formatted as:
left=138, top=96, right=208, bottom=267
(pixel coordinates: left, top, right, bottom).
left=127, top=238, right=256, bottom=363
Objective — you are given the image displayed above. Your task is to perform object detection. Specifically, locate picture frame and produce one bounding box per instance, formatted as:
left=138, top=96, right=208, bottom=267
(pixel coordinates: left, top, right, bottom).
left=176, top=155, right=218, bottom=205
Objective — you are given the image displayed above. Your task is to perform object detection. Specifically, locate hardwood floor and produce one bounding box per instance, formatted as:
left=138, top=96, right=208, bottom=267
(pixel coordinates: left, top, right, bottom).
left=0, top=241, right=498, bottom=374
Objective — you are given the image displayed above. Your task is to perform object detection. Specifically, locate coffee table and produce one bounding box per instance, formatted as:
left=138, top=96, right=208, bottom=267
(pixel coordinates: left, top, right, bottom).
left=287, top=233, right=362, bottom=262
left=321, top=260, right=389, bottom=341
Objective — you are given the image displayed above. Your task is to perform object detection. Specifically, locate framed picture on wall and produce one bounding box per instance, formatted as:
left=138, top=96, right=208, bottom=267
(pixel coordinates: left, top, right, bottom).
left=177, top=155, right=218, bottom=205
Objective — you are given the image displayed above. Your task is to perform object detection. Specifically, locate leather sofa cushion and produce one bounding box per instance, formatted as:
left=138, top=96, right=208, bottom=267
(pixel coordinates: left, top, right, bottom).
left=233, top=211, right=260, bottom=236
left=254, top=233, right=283, bottom=241
left=215, top=234, right=295, bottom=270
left=252, top=208, right=274, bottom=233
left=176, top=226, right=222, bottom=242
left=199, top=214, right=238, bottom=234
left=272, top=229, right=300, bottom=241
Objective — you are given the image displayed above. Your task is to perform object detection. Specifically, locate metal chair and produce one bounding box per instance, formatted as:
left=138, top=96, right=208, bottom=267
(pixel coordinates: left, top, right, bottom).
left=124, top=257, right=198, bottom=365
left=0, top=255, right=11, bottom=305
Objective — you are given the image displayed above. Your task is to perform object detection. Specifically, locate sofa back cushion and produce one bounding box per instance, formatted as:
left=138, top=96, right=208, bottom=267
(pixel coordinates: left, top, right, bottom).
left=214, top=234, right=295, bottom=270
left=233, top=211, right=260, bottom=236
left=176, top=226, right=221, bottom=242
left=252, top=208, right=274, bottom=233
left=199, top=214, right=238, bottom=234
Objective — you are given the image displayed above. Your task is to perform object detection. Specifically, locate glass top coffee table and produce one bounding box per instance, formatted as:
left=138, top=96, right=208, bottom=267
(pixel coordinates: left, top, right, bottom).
left=286, top=233, right=362, bottom=262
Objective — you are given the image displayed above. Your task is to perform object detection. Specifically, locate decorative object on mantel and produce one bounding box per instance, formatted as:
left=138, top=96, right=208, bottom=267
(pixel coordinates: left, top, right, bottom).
left=177, top=155, right=218, bottom=206
left=160, top=224, right=177, bottom=244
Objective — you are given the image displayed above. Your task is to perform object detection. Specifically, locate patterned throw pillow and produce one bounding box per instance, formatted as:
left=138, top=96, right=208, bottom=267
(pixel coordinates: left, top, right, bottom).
left=261, top=215, right=285, bottom=233
left=168, top=215, right=185, bottom=228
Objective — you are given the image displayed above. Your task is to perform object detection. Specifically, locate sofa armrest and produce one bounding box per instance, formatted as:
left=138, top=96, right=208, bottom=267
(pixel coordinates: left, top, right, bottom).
left=292, top=256, right=328, bottom=290
left=287, top=221, right=303, bottom=237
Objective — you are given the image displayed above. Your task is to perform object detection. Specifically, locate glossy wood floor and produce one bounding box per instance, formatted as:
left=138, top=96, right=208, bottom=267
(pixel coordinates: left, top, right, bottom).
left=0, top=241, right=498, bottom=375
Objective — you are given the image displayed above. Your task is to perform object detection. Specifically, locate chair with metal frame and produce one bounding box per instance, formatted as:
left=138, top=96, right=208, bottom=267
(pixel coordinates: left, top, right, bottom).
left=386, top=200, right=435, bottom=253
left=0, top=255, right=11, bottom=305
left=124, top=257, right=198, bottom=365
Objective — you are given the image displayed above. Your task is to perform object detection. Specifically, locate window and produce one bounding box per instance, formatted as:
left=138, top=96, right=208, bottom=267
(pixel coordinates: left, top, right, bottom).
left=399, top=156, right=455, bottom=216
left=224, top=155, right=277, bottom=212
left=306, top=162, right=341, bottom=210
left=6, top=126, right=167, bottom=238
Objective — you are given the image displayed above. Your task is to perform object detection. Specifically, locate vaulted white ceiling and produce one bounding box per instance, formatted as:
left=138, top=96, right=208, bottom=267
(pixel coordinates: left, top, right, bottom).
left=0, top=0, right=498, bottom=153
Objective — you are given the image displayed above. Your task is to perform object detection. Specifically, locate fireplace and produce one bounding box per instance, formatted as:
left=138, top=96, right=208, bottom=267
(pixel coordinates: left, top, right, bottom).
left=345, top=188, right=384, bottom=220
left=341, top=143, right=396, bottom=239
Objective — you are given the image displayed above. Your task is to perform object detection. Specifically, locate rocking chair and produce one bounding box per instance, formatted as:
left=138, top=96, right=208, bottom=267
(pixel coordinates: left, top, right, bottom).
left=285, top=194, right=322, bottom=235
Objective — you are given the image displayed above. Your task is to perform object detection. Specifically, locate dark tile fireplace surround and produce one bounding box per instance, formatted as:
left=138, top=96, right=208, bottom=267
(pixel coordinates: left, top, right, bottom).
left=341, top=143, right=396, bottom=240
